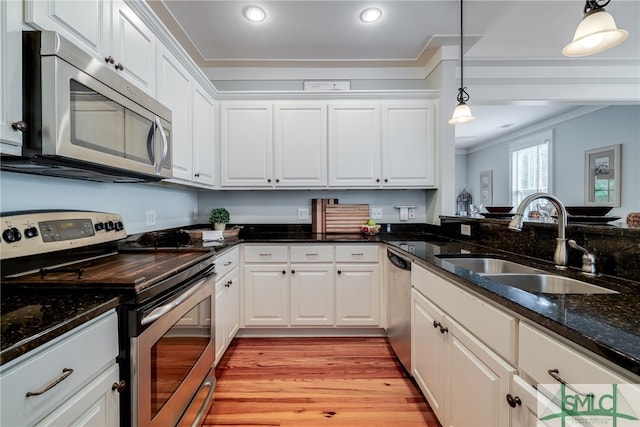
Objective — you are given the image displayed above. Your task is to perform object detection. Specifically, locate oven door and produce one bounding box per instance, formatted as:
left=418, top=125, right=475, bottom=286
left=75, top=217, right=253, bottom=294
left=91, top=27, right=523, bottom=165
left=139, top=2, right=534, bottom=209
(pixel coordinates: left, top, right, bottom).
left=131, top=268, right=216, bottom=427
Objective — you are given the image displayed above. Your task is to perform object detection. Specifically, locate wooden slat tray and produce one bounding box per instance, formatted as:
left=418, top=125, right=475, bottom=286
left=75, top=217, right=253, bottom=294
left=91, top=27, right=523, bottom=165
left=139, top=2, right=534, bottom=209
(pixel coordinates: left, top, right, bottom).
left=324, top=204, right=369, bottom=233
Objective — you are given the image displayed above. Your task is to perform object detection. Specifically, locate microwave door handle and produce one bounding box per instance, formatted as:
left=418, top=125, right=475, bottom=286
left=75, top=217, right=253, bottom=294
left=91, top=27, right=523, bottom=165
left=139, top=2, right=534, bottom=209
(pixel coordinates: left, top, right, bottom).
left=154, top=116, right=169, bottom=175
left=147, top=123, right=156, bottom=164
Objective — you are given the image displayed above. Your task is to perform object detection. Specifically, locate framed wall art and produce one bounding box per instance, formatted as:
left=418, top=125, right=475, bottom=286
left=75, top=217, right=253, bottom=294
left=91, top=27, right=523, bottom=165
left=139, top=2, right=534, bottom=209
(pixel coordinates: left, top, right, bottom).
left=585, top=144, right=621, bottom=206
left=479, top=170, right=493, bottom=206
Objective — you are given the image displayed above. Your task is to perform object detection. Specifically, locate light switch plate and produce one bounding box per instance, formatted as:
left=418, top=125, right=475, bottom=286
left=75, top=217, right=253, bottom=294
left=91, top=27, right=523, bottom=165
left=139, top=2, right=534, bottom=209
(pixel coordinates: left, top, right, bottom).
left=371, top=208, right=382, bottom=219
left=461, top=224, right=471, bottom=236
left=298, top=208, right=309, bottom=220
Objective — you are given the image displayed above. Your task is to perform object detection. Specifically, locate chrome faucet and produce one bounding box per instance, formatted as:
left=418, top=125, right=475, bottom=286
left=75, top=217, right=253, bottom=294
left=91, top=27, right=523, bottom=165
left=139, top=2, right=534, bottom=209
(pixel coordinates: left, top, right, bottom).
left=508, top=193, right=569, bottom=269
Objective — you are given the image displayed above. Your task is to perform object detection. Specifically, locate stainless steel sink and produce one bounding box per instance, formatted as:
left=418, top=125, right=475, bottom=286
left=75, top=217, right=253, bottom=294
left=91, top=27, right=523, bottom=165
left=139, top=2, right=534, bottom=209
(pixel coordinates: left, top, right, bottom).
left=483, top=274, right=618, bottom=294
left=439, top=257, right=544, bottom=274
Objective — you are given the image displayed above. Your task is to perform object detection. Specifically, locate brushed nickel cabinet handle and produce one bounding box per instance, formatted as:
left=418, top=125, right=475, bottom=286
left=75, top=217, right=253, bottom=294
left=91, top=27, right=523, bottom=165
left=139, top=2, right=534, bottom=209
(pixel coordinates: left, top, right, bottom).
left=26, top=368, right=74, bottom=397
left=547, top=369, right=593, bottom=397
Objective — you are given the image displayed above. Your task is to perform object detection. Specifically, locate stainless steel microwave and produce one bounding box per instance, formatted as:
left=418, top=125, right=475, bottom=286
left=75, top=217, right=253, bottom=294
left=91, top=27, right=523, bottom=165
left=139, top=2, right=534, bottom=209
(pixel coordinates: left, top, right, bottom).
left=1, top=31, right=172, bottom=183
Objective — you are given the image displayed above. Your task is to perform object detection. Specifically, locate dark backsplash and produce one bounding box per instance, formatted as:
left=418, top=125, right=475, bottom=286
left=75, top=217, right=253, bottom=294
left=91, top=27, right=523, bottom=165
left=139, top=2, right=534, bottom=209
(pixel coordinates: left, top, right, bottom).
left=439, top=216, right=640, bottom=283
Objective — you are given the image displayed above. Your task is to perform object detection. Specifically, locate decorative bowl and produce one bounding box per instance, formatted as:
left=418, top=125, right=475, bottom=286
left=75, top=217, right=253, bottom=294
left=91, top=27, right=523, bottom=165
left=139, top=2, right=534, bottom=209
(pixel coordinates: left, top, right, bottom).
left=484, top=206, right=513, bottom=213
left=361, top=224, right=381, bottom=235
left=565, top=206, right=613, bottom=217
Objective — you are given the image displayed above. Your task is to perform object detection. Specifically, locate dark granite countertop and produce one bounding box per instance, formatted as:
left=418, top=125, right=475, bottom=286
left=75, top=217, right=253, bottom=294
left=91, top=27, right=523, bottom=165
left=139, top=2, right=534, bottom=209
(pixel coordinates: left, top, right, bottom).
left=0, top=290, right=121, bottom=365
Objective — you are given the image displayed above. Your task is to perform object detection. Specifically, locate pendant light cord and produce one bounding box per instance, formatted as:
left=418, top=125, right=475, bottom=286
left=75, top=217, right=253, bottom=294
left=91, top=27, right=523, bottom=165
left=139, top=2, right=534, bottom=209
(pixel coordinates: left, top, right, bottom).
left=456, top=0, right=470, bottom=104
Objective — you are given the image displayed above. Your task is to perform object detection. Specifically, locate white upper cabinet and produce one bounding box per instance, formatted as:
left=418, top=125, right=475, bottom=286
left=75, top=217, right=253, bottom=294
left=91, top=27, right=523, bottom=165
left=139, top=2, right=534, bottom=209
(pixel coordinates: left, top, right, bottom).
left=25, top=0, right=105, bottom=58
left=328, top=103, right=381, bottom=187
left=220, top=103, right=273, bottom=187
left=157, top=44, right=193, bottom=181
left=0, top=0, right=24, bottom=154
left=105, top=0, right=156, bottom=95
left=381, top=101, right=436, bottom=187
left=25, top=0, right=157, bottom=96
left=274, top=103, right=327, bottom=187
left=192, top=84, right=216, bottom=186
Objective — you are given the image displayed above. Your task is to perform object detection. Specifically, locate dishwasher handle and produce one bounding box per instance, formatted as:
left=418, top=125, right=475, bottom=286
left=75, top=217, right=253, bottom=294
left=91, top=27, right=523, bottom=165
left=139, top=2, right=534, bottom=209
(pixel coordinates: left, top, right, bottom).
left=387, top=251, right=411, bottom=271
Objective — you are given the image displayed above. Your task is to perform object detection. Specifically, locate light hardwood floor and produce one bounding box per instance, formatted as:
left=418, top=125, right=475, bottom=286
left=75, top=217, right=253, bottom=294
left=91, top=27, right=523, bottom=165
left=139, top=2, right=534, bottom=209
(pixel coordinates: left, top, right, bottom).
left=204, top=337, right=439, bottom=426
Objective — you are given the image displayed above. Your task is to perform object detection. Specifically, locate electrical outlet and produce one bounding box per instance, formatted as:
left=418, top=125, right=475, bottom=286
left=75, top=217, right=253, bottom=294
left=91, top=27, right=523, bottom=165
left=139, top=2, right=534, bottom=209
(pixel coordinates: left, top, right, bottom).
left=461, top=224, right=471, bottom=236
left=146, top=210, right=156, bottom=226
left=408, top=207, right=416, bottom=219
left=192, top=208, right=198, bottom=222
left=298, top=208, right=309, bottom=220
left=371, top=208, right=382, bottom=219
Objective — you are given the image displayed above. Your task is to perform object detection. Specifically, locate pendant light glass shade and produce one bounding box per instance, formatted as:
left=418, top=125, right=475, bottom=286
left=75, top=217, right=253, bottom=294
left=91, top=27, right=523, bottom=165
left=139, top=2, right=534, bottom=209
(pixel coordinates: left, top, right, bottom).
left=448, top=102, right=476, bottom=125
left=563, top=7, right=628, bottom=56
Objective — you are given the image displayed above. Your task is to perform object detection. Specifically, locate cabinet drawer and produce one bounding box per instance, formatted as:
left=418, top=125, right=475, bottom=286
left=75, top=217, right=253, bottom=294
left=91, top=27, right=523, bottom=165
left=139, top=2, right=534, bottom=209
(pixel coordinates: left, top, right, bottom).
left=290, top=245, right=334, bottom=262
left=0, top=311, right=118, bottom=426
left=216, top=247, right=239, bottom=277
left=412, top=263, right=515, bottom=362
left=244, top=245, right=288, bottom=262
left=335, top=244, right=379, bottom=262
left=519, top=322, right=632, bottom=388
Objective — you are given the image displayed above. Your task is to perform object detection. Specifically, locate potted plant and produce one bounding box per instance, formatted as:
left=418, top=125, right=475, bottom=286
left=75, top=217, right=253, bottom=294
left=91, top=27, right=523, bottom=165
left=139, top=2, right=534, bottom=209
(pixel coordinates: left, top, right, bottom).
left=209, top=207, right=230, bottom=230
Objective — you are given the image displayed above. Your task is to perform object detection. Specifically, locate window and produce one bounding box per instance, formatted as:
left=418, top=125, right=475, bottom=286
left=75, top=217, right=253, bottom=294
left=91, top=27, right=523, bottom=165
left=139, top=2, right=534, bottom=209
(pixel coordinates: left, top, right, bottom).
left=510, top=131, right=553, bottom=210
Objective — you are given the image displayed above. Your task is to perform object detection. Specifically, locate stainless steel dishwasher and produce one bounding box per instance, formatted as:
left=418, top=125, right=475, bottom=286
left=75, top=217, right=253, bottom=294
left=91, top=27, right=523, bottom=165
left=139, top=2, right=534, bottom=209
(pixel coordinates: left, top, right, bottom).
left=387, top=248, right=412, bottom=373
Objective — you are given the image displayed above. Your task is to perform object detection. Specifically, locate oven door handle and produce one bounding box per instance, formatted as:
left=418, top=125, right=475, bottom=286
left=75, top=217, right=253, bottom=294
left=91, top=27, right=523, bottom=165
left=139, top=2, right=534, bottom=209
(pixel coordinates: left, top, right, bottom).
left=141, top=265, right=215, bottom=326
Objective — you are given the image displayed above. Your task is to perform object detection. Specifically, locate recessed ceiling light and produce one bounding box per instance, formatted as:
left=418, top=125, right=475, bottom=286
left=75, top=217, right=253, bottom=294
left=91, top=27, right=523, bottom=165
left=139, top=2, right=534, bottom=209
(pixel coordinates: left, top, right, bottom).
left=360, top=7, right=382, bottom=23
left=243, top=6, right=266, bottom=22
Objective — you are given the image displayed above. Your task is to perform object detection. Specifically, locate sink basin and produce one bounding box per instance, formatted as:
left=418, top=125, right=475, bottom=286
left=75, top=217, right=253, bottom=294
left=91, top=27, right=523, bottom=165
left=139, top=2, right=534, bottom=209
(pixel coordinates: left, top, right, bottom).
left=483, top=274, right=618, bottom=294
left=439, top=257, right=544, bottom=274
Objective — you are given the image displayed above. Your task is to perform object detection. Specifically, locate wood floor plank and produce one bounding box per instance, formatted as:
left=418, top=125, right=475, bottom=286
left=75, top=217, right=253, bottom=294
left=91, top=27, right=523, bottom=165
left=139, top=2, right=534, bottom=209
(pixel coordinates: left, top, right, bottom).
left=204, top=337, right=439, bottom=426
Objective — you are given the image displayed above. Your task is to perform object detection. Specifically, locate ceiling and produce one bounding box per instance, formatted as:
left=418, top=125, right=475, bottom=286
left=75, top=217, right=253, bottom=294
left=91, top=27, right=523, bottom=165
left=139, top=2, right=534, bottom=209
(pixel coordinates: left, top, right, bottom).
left=150, top=0, right=640, bottom=147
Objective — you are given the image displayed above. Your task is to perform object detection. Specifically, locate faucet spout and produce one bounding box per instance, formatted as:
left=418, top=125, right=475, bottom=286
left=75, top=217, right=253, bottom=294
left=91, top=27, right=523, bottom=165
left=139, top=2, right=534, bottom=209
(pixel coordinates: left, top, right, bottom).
left=508, top=193, right=569, bottom=269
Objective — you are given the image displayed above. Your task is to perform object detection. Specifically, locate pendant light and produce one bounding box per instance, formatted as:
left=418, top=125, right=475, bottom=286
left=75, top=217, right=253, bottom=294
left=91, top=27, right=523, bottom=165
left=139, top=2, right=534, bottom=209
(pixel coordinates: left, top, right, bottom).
left=449, top=0, right=475, bottom=125
left=563, top=0, right=628, bottom=57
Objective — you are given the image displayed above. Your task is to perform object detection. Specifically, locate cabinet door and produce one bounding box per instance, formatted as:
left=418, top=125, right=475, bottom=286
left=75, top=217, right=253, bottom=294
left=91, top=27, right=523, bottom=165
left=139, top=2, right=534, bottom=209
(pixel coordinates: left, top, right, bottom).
left=225, top=268, right=240, bottom=342
left=25, top=0, right=105, bottom=59
left=290, top=263, right=334, bottom=325
left=192, top=84, right=216, bottom=186
left=220, top=103, right=273, bottom=187
left=108, top=0, right=156, bottom=95
left=328, top=104, right=381, bottom=187
left=244, top=264, right=288, bottom=325
left=35, top=364, right=120, bottom=427
left=274, top=103, right=327, bottom=187
left=157, top=44, right=193, bottom=181
left=511, top=375, right=554, bottom=427
left=0, top=0, right=23, bottom=153
left=381, top=102, right=436, bottom=187
left=335, top=263, right=380, bottom=325
left=215, top=280, right=226, bottom=365
left=446, top=316, right=515, bottom=427
left=411, top=288, right=446, bottom=422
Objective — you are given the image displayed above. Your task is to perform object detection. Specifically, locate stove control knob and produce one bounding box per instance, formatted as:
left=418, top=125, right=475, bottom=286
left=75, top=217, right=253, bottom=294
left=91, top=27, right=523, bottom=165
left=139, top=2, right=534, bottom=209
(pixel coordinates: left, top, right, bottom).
left=95, top=222, right=105, bottom=232
left=105, top=221, right=115, bottom=231
left=114, top=221, right=124, bottom=231
left=24, top=227, right=39, bottom=238
left=3, top=227, right=22, bottom=243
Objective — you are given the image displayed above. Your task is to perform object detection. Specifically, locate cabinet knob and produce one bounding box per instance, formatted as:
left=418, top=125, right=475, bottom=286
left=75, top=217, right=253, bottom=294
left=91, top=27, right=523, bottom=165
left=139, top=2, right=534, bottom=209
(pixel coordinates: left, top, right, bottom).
left=376, top=178, right=380, bottom=183
left=225, top=280, right=232, bottom=287
left=433, top=320, right=439, bottom=329
left=506, top=394, right=522, bottom=408
left=267, top=179, right=272, bottom=183
left=105, top=56, right=115, bottom=64
left=282, top=270, right=286, bottom=275
left=195, top=172, right=200, bottom=178
left=337, top=270, right=342, bottom=275
left=384, top=178, right=388, bottom=183
left=11, top=121, right=27, bottom=132
left=439, top=325, right=448, bottom=334
left=114, top=63, right=124, bottom=71
left=291, top=269, right=296, bottom=274
left=112, top=380, right=127, bottom=393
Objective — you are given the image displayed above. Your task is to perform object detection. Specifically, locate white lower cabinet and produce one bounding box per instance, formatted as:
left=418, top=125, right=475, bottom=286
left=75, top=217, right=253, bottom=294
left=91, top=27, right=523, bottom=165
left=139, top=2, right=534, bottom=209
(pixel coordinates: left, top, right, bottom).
left=215, top=247, right=240, bottom=364
left=0, top=310, right=120, bottom=426
left=411, top=264, right=515, bottom=427
left=242, top=244, right=380, bottom=328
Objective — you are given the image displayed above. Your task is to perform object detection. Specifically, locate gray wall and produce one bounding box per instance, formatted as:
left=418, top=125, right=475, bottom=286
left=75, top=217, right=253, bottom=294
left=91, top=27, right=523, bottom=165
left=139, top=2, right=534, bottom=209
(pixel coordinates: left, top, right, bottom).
left=0, top=172, right=199, bottom=234
left=462, top=106, right=640, bottom=218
